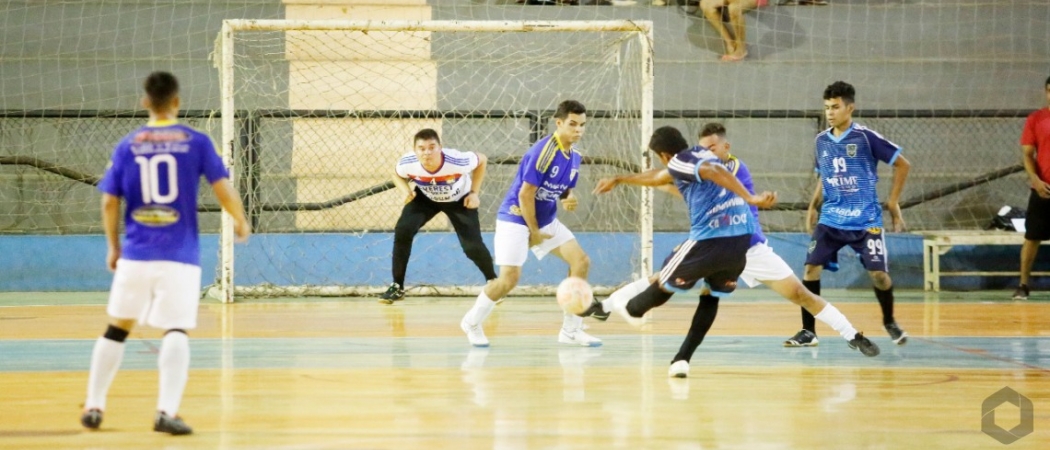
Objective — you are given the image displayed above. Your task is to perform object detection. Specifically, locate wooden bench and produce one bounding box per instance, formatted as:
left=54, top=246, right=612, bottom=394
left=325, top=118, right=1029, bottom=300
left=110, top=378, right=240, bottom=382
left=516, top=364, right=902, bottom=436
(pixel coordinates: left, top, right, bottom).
left=921, top=230, right=1049, bottom=291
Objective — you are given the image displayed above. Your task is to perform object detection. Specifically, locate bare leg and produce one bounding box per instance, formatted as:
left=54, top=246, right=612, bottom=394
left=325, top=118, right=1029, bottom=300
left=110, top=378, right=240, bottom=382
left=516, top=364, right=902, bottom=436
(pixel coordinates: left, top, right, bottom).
left=700, top=0, right=736, bottom=57
left=1020, top=239, right=1041, bottom=286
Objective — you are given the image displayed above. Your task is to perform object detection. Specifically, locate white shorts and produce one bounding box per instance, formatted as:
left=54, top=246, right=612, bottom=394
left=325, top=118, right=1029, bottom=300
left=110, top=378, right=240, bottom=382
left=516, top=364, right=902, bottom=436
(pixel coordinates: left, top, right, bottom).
left=738, top=242, right=796, bottom=288
left=493, top=219, right=576, bottom=267
left=107, top=259, right=202, bottom=330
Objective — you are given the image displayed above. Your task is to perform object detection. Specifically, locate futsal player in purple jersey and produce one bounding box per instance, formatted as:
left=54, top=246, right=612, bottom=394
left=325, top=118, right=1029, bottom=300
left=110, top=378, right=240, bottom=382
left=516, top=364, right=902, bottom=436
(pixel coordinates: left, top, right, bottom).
left=81, top=71, right=250, bottom=435
left=459, top=100, right=600, bottom=348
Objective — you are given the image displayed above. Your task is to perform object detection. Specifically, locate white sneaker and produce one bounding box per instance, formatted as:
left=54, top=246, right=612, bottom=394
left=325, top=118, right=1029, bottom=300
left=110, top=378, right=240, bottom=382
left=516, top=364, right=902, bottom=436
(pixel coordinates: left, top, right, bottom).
left=558, top=328, right=602, bottom=347
left=668, top=360, right=689, bottom=378
left=460, top=319, right=489, bottom=348
left=612, top=296, right=646, bottom=328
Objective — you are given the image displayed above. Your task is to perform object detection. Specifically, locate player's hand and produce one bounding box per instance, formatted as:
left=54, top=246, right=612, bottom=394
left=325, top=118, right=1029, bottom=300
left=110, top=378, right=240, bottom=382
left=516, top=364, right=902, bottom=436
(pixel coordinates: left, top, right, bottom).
left=529, top=229, right=553, bottom=247
left=748, top=191, right=777, bottom=209
left=887, top=202, right=906, bottom=232
left=403, top=190, right=416, bottom=205
left=463, top=192, right=480, bottom=209
left=561, top=193, right=578, bottom=211
left=106, top=246, right=120, bottom=272
left=1032, top=179, right=1050, bottom=199
left=592, top=178, right=618, bottom=195
left=234, top=219, right=252, bottom=243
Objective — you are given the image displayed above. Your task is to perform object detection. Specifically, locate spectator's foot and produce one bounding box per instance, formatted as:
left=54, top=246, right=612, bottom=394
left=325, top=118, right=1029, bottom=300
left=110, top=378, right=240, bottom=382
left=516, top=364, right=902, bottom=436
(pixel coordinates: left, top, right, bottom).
left=720, top=50, right=748, bottom=62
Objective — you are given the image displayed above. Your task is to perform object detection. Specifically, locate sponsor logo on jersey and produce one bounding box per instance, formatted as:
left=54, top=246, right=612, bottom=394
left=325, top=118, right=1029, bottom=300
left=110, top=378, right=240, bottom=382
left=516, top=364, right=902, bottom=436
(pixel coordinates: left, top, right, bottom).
left=570, top=168, right=578, bottom=181
left=509, top=205, right=522, bottom=216
left=131, top=205, right=180, bottom=227
left=846, top=144, right=858, bottom=157
left=827, top=207, right=863, bottom=217
left=708, top=212, right=749, bottom=229
left=867, top=226, right=883, bottom=235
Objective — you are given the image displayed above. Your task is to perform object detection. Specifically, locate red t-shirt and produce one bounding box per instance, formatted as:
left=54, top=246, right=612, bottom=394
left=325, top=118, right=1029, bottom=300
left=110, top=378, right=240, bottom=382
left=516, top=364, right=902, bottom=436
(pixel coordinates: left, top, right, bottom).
left=1021, top=107, right=1050, bottom=183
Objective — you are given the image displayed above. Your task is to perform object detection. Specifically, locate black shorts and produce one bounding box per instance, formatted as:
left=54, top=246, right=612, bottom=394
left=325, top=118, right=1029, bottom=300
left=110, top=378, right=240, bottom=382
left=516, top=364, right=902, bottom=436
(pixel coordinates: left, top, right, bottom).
left=1025, top=189, right=1050, bottom=241
left=658, top=234, right=751, bottom=296
left=805, top=224, right=889, bottom=273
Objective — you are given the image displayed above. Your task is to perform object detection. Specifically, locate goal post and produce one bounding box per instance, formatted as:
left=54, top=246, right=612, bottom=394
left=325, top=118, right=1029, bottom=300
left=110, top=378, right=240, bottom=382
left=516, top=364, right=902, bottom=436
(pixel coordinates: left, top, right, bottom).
left=216, top=19, right=654, bottom=302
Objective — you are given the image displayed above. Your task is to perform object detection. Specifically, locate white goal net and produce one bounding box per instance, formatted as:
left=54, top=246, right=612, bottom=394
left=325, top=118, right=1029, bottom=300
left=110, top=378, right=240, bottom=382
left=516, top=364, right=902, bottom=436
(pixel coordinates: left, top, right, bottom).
left=215, top=19, right=654, bottom=302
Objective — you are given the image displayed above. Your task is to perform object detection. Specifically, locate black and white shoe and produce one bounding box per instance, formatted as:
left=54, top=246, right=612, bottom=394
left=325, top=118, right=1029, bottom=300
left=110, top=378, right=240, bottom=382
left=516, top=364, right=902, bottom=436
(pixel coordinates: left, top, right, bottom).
left=884, top=322, right=908, bottom=345
left=784, top=329, right=819, bottom=347
left=848, top=332, right=881, bottom=357
left=378, top=283, right=405, bottom=304
left=81, top=408, right=103, bottom=430
left=153, top=412, right=193, bottom=435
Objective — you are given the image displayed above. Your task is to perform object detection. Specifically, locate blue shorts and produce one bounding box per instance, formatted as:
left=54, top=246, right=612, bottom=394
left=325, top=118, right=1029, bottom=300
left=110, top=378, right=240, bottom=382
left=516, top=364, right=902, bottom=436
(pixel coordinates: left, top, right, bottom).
left=659, top=235, right=751, bottom=296
left=805, top=224, right=889, bottom=273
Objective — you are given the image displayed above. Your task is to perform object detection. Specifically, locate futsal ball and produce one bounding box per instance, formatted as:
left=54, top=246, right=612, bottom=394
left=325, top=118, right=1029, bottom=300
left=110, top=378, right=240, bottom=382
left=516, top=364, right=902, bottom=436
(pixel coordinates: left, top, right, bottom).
left=556, top=277, right=593, bottom=316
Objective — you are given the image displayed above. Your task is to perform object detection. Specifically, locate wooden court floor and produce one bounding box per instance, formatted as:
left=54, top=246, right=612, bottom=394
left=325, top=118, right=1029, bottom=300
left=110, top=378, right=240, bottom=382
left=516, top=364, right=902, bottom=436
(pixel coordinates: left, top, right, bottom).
left=1, top=290, right=1049, bottom=449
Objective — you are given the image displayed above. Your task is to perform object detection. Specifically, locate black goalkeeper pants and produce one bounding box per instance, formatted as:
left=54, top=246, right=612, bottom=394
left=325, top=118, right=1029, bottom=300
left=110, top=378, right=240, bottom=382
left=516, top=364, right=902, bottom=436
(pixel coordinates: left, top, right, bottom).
left=392, top=192, right=498, bottom=286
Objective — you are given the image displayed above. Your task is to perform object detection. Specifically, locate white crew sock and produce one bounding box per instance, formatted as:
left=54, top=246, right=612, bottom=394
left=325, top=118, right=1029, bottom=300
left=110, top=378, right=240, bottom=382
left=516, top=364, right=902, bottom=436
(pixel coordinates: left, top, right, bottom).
left=85, top=337, right=126, bottom=411
left=562, top=312, right=583, bottom=331
left=601, top=277, right=651, bottom=313
left=814, top=304, right=859, bottom=341
left=465, top=291, right=496, bottom=326
left=157, top=331, right=190, bottom=416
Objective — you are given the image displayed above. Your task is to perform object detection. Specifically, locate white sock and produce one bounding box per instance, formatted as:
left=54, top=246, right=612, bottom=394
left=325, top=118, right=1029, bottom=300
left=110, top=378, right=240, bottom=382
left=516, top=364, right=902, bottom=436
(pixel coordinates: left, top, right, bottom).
left=157, top=331, right=190, bottom=416
left=813, top=304, right=858, bottom=341
left=562, top=312, right=583, bottom=331
left=602, top=277, right=651, bottom=313
left=85, top=337, right=126, bottom=411
left=465, top=292, right=496, bottom=326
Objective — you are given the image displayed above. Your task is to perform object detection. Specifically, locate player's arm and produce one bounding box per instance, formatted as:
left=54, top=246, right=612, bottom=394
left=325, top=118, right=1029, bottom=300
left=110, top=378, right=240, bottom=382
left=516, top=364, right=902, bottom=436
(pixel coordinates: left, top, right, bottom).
left=593, top=168, right=674, bottom=193
left=391, top=168, right=415, bottom=205
left=211, top=179, right=251, bottom=242
left=464, top=152, right=487, bottom=209
left=654, top=183, right=683, bottom=199
left=518, top=181, right=548, bottom=245
left=807, top=179, right=823, bottom=234
left=886, top=154, right=911, bottom=232
left=101, top=193, right=122, bottom=271
left=1023, top=144, right=1050, bottom=198
left=697, top=162, right=777, bottom=209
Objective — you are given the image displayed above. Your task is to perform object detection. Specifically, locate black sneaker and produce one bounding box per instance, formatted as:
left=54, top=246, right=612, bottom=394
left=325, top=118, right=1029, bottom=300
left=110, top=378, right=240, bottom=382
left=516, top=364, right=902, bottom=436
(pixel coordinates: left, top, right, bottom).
left=154, top=412, right=193, bottom=435
left=1012, top=284, right=1030, bottom=300
left=579, top=299, right=609, bottom=321
left=81, top=408, right=102, bottom=429
left=378, top=283, right=405, bottom=304
left=848, top=332, right=881, bottom=357
left=783, top=329, right=819, bottom=347
left=884, top=322, right=908, bottom=345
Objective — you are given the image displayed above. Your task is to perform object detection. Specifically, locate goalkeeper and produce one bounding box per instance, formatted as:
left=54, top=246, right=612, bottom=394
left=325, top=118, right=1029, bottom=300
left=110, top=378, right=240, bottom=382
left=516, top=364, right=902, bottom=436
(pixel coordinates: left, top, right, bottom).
left=379, top=129, right=497, bottom=303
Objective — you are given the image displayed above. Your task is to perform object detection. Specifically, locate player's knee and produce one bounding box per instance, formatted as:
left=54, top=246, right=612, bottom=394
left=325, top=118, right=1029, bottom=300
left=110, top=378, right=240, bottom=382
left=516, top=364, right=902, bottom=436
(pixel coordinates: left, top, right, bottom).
left=103, top=324, right=130, bottom=343
left=870, top=271, right=892, bottom=289
left=803, top=264, right=822, bottom=280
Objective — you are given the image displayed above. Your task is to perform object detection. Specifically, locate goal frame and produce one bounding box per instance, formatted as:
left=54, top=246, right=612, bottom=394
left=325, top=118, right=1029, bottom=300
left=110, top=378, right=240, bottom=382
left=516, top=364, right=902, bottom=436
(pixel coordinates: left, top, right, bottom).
left=218, top=19, right=654, bottom=303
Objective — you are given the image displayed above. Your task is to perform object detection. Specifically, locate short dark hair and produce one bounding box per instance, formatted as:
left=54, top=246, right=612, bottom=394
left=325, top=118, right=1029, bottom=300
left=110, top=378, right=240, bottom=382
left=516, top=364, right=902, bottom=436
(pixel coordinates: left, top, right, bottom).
left=823, top=81, right=856, bottom=104
left=413, top=128, right=441, bottom=145
left=1045, top=75, right=1050, bottom=87
left=699, top=122, right=727, bottom=139
left=554, top=100, right=587, bottom=120
left=144, top=71, right=179, bottom=109
left=648, top=126, right=689, bottom=157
